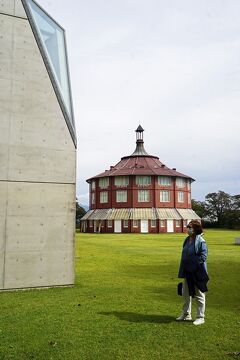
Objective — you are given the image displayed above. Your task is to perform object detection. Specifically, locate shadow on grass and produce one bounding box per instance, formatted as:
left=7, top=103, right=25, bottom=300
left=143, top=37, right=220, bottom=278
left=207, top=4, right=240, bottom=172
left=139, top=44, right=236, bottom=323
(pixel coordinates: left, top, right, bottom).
left=99, top=311, right=176, bottom=324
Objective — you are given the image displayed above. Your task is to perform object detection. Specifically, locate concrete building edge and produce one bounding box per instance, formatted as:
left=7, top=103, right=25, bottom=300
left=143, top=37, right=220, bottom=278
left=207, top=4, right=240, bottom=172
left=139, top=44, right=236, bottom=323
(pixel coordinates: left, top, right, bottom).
left=20, top=0, right=77, bottom=148
left=0, top=284, right=74, bottom=292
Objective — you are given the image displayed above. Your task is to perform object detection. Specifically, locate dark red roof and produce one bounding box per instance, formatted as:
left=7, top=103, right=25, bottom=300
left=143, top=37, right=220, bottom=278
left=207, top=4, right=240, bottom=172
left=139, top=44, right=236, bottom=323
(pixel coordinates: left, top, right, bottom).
left=87, top=156, right=193, bottom=182
left=87, top=128, right=194, bottom=182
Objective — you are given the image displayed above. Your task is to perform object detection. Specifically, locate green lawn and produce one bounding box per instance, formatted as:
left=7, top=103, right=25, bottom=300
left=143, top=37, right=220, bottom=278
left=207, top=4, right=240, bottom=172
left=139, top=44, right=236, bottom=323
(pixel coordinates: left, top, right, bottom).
left=0, top=230, right=240, bottom=360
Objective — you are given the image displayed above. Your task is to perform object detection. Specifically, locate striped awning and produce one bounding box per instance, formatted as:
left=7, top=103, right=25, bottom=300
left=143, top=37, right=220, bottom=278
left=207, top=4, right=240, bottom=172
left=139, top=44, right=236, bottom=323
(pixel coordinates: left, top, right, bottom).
left=131, top=208, right=157, bottom=220
left=176, top=208, right=201, bottom=220
left=107, top=208, right=131, bottom=220
left=80, top=210, right=94, bottom=220
left=81, top=208, right=200, bottom=221
left=83, top=209, right=111, bottom=220
left=156, top=208, right=182, bottom=220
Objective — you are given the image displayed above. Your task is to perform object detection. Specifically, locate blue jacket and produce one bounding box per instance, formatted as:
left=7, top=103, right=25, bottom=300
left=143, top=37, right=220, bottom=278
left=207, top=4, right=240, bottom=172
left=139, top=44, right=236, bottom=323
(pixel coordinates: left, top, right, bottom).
left=178, top=234, right=208, bottom=279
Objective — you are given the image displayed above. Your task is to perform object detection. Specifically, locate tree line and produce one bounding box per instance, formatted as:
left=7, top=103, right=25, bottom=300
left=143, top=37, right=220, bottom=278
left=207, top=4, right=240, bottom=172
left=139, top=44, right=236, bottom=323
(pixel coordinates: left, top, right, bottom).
left=192, top=191, right=240, bottom=229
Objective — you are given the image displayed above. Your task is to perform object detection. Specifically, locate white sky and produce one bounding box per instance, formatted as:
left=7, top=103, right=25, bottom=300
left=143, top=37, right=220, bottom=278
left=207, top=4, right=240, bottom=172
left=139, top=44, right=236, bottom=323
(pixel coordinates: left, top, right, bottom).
left=38, top=0, right=240, bottom=204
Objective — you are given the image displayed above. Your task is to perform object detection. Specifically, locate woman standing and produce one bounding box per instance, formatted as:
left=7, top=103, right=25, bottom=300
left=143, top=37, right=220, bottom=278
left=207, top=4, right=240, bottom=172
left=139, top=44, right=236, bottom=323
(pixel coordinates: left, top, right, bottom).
left=176, top=220, right=209, bottom=326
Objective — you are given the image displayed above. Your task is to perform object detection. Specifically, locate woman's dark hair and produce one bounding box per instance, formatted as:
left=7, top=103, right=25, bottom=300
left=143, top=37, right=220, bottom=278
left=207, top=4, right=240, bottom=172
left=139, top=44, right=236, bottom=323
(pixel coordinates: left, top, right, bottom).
left=189, top=220, right=203, bottom=235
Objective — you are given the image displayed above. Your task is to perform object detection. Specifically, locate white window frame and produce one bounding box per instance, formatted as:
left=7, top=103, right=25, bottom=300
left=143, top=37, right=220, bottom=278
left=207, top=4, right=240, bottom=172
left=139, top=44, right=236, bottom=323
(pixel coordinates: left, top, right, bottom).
left=158, top=176, right=171, bottom=186
left=138, top=190, right=150, bottom=202
left=151, top=219, right=156, bottom=227
left=187, top=180, right=191, bottom=190
left=178, top=191, right=184, bottom=203
left=136, top=175, right=151, bottom=186
left=107, top=220, right=112, bottom=228
left=160, top=220, right=165, bottom=227
left=91, top=180, right=96, bottom=190
left=176, top=220, right=181, bottom=227
left=91, top=193, right=95, bottom=204
left=114, top=176, right=129, bottom=187
left=176, top=177, right=185, bottom=188
left=99, top=177, right=109, bottom=189
left=160, top=190, right=170, bottom=202
left=133, top=220, right=139, bottom=227
left=188, top=192, right=191, bottom=204
left=116, top=190, right=127, bottom=203
left=100, top=191, right=108, bottom=203
left=123, top=220, right=128, bottom=228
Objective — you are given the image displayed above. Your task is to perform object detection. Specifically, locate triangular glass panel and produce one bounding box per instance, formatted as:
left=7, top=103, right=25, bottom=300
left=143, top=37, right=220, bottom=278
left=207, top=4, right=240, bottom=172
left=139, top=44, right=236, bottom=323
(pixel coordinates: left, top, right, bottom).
left=22, top=0, right=76, bottom=145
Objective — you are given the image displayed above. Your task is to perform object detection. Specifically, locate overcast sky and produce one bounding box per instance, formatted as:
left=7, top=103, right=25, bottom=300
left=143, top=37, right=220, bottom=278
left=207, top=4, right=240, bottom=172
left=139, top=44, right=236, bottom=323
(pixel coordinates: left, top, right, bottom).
left=38, top=0, right=240, bottom=204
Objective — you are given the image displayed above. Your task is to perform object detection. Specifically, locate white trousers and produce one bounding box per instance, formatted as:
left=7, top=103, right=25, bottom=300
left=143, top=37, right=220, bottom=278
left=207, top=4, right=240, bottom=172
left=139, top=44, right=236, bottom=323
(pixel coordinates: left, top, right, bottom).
left=182, top=278, right=205, bottom=318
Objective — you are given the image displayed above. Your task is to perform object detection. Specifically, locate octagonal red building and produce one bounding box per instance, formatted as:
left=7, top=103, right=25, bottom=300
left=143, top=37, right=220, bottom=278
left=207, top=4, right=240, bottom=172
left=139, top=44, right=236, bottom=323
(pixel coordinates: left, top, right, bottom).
left=81, top=126, right=200, bottom=233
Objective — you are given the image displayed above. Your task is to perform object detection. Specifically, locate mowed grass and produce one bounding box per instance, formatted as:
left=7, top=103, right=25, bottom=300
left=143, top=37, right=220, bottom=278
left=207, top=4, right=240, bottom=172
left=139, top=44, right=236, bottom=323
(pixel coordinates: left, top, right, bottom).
left=0, top=230, right=240, bottom=360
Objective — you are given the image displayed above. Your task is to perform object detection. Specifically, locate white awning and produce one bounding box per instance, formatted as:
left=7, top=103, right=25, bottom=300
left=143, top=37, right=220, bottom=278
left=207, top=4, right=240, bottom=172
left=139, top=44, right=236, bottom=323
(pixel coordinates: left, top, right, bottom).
left=80, top=210, right=94, bottom=220
left=176, top=209, right=201, bottom=220
left=156, top=208, right=182, bottom=220
left=131, top=208, right=157, bottom=220
left=107, top=208, right=131, bottom=220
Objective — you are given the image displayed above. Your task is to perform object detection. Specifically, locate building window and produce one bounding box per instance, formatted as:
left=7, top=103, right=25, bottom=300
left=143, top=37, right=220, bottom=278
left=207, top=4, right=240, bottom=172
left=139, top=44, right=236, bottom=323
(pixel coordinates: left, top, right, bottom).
left=158, top=176, right=171, bottom=186
left=178, top=191, right=184, bottom=203
left=138, top=190, right=150, bottom=202
left=91, top=193, right=95, bottom=204
left=123, top=220, right=128, bottom=228
left=187, top=180, right=191, bottom=190
left=89, top=220, right=93, bottom=227
left=100, top=191, right=108, bottom=203
left=176, top=177, right=185, bottom=188
left=99, top=177, right=109, bottom=189
left=188, top=193, right=191, bottom=204
left=107, top=220, right=112, bottom=228
left=136, top=175, right=151, bottom=186
left=133, top=220, right=139, bottom=227
left=91, top=180, right=96, bottom=190
left=160, top=190, right=170, bottom=202
left=176, top=220, right=181, bottom=227
left=151, top=219, right=156, bottom=227
left=114, top=176, right=129, bottom=187
left=184, top=220, right=188, bottom=227
left=116, top=190, right=127, bottom=203
left=160, top=220, right=165, bottom=227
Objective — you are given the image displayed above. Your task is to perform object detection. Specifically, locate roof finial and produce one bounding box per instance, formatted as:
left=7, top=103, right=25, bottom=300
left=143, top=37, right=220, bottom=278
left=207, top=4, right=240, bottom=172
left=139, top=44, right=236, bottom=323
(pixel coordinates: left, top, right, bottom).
left=135, top=125, right=144, bottom=141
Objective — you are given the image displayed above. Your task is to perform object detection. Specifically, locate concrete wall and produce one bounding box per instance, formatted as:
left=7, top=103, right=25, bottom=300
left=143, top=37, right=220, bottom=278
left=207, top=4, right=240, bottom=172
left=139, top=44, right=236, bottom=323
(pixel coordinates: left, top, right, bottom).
left=0, top=0, right=76, bottom=289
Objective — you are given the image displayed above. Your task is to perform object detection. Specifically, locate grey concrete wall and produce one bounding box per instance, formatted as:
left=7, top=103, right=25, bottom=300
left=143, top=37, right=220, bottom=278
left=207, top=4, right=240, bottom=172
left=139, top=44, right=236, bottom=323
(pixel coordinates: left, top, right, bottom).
left=0, top=0, right=76, bottom=289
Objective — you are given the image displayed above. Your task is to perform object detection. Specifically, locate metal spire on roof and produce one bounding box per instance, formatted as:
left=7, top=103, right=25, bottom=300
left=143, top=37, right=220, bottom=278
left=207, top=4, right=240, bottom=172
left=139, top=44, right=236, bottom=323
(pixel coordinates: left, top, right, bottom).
left=131, top=126, right=149, bottom=156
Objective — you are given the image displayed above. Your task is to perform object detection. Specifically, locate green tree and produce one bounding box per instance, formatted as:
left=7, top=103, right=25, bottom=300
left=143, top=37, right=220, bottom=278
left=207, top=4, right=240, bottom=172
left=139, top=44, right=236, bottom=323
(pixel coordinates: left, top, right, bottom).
left=191, top=199, right=206, bottom=218
left=204, top=191, right=232, bottom=227
left=76, top=199, right=87, bottom=228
